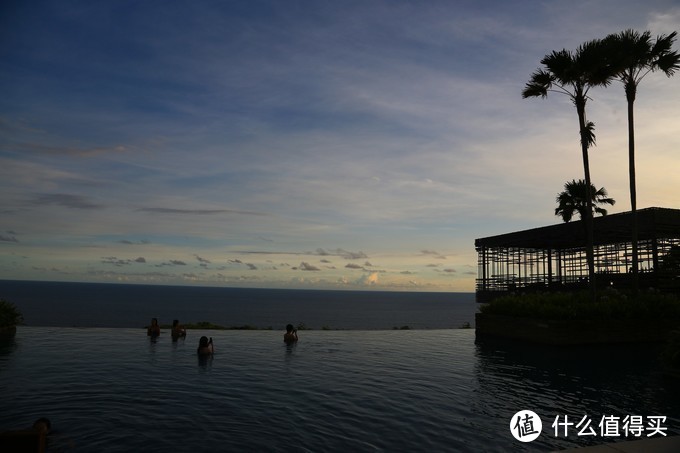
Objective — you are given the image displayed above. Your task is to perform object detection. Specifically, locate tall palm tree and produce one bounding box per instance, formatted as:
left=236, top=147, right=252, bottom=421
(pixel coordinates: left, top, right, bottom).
left=523, top=39, right=614, bottom=299
left=603, top=30, right=680, bottom=293
left=555, top=179, right=615, bottom=223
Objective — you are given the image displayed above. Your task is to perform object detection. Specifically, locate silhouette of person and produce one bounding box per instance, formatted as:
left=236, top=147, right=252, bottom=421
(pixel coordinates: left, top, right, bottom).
left=147, top=318, right=160, bottom=338
left=171, top=319, right=186, bottom=341
left=284, top=324, right=298, bottom=343
left=197, top=336, right=213, bottom=355
left=0, top=417, right=51, bottom=453
left=32, top=418, right=51, bottom=435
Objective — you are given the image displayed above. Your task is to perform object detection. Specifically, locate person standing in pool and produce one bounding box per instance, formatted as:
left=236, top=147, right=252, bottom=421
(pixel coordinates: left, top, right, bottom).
left=171, top=319, right=186, bottom=340
left=32, top=418, right=51, bottom=436
left=147, top=318, right=160, bottom=338
left=284, top=324, right=298, bottom=343
left=197, top=336, right=213, bottom=354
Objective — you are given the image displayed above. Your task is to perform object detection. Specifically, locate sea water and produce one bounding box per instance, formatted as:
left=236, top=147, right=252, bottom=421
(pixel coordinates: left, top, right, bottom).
left=0, top=280, right=478, bottom=329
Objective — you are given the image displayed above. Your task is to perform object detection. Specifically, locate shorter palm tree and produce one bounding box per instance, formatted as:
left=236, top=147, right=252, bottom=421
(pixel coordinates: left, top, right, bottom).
left=555, top=179, right=615, bottom=223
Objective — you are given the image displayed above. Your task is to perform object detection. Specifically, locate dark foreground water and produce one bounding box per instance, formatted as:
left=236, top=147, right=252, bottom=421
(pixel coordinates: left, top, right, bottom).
left=1, top=327, right=679, bottom=452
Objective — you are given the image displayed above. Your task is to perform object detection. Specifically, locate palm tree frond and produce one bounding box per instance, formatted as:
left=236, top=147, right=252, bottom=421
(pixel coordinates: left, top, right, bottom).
left=555, top=179, right=615, bottom=222
left=651, top=31, right=677, bottom=56
left=522, top=70, right=553, bottom=98
left=581, top=120, right=596, bottom=149
left=577, top=39, right=615, bottom=86
left=655, top=50, right=680, bottom=76
left=540, top=49, right=580, bottom=85
left=603, top=30, right=653, bottom=80
left=594, top=207, right=609, bottom=217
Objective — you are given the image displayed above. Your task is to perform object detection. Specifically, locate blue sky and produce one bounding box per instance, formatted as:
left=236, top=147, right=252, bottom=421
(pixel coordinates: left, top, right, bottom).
left=1, top=0, right=679, bottom=291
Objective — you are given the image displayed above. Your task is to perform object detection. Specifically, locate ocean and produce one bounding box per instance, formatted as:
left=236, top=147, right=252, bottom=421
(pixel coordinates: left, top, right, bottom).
left=0, top=280, right=478, bottom=330
left=1, top=281, right=679, bottom=451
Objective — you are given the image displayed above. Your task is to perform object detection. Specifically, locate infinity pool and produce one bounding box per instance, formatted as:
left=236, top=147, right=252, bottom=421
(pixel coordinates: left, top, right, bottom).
left=1, top=327, right=678, bottom=451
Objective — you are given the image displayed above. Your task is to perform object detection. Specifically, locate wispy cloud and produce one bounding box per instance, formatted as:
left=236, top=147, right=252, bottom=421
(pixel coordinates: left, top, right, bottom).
left=155, top=260, right=188, bottom=267
left=102, top=257, right=133, bottom=266
left=421, top=250, right=447, bottom=259
left=297, top=262, right=321, bottom=271
left=315, top=248, right=369, bottom=260
left=30, top=193, right=103, bottom=210
left=137, top=207, right=266, bottom=216
left=195, top=255, right=211, bottom=264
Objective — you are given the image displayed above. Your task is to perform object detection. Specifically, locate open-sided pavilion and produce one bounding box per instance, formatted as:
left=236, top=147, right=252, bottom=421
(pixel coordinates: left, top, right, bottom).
left=475, top=207, right=680, bottom=302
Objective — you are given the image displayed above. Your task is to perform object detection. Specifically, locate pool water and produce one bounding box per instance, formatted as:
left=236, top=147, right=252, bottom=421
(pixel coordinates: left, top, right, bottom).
left=1, top=327, right=678, bottom=451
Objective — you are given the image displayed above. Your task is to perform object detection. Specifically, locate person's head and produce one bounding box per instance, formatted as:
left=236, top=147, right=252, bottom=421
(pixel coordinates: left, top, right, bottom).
left=199, top=336, right=209, bottom=348
left=173, top=319, right=179, bottom=327
left=151, top=317, right=158, bottom=326
left=286, top=324, right=294, bottom=333
left=32, top=417, right=51, bottom=434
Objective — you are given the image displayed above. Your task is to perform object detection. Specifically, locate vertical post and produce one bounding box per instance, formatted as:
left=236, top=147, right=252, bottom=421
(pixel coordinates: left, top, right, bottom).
left=547, top=249, right=553, bottom=287
left=481, top=246, right=487, bottom=291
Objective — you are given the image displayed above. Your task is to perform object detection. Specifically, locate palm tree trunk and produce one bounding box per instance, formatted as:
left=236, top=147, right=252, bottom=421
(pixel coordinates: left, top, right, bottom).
left=576, top=99, right=597, bottom=301
left=627, top=89, right=639, bottom=294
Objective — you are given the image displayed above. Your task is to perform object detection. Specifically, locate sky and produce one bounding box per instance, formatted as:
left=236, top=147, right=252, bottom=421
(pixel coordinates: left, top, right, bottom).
left=1, top=0, right=679, bottom=292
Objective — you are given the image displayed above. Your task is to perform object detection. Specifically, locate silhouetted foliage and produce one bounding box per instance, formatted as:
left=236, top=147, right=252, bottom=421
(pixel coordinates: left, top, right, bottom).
left=0, top=299, right=23, bottom=327
left=555, top=179, right=615, bottom=223
left=480, top=291, right=680, bottom=320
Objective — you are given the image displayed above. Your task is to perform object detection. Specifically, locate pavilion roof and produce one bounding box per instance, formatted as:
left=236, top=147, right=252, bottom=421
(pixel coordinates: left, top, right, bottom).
left=474, top=207, right=680, bottom=250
